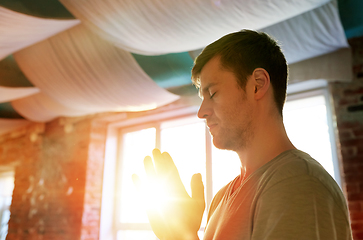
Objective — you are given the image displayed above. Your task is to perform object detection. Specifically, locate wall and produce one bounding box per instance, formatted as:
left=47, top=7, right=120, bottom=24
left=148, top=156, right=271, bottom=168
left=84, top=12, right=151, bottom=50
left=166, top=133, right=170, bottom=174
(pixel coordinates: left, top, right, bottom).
left=330, top=35, right=363, bottom=240
left=1, top=116, right=108, bottom=240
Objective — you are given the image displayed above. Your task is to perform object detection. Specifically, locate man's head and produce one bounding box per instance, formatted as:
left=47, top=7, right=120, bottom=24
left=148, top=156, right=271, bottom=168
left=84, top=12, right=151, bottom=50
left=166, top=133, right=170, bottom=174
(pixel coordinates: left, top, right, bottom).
left=191, top=29, right=288, bottom=116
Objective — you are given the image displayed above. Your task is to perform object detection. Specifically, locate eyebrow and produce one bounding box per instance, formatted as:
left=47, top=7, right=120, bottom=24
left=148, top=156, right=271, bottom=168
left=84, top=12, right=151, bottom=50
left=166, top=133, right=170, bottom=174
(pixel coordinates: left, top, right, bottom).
left=199, top=82, right=218, bottom=99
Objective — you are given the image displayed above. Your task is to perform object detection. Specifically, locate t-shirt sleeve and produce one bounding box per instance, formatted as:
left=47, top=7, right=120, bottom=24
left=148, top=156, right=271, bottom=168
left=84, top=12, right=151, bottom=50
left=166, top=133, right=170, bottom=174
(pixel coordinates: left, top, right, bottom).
left=251, top=175, right=352, bottom=240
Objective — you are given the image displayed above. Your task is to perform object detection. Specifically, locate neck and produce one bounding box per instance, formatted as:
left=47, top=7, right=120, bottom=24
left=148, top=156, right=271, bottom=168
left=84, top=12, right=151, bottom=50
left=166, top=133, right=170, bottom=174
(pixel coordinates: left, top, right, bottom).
left=235, top=115, right=295, bottom=183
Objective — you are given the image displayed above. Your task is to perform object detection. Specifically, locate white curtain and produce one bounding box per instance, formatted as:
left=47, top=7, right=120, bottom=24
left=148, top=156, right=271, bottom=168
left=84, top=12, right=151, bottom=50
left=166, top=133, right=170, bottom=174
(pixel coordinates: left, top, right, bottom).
left=59, top=0, right=330, bottom=55
left=13, top=24, right=179, bottom=122
left=12, top=92, right=93, bottom=122
left=0, top=6, right=80, bottom=60
left=261, top=1, right=348, bottom=64
left=0, top=86, right=39, bottom=103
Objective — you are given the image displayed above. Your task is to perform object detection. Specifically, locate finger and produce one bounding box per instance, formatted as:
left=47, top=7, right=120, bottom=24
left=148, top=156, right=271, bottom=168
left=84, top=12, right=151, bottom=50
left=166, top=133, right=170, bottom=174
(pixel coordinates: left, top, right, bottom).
left=144, top=155, right=156, bottom=180
left=132, top=174, right=150, bottom=200
left=191, top=173, right=206, bottom=208
left=132, top=174, right=148, bottom=202
left=152, top=148, right=168, bottom=175
left=132, top=174, right=141, bottom=191
left=160, top=151, right=181, bottom=177
left=153, top=150, right=188, bottom=197
left=160, top=151, right=189, bottom=192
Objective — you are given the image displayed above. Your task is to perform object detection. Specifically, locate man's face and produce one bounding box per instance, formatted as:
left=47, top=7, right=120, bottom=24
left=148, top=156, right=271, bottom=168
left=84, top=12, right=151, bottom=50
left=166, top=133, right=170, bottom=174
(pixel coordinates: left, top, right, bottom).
left=197, top=56, right=255, bottom=151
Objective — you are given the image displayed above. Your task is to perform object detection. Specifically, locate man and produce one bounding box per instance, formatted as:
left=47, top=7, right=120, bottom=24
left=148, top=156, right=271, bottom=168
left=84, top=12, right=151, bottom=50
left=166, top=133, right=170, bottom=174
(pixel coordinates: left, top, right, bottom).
left=133, top=30, right=353, bottom=240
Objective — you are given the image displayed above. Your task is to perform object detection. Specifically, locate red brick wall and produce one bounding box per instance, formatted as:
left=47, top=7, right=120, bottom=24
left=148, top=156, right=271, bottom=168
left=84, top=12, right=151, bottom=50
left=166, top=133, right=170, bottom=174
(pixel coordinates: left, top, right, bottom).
left=330, top=35, right=363, bottom=240
left=81, top=120, right=108, bottom=240
left=1, top=116, right=108, bottom=240
left=1, top=123, right=44, bottom=240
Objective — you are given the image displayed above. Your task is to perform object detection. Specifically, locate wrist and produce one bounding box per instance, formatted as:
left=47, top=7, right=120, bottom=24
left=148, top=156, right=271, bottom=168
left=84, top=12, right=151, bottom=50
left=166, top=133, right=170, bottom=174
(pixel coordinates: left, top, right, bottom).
left=185, top=232, right=200, bottom=240
left=166, top=232, right=199, bottom=240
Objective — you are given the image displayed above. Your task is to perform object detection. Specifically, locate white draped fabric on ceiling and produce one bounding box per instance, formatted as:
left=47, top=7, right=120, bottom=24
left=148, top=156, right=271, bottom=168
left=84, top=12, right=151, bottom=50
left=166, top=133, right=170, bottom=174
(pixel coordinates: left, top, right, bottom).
left=59, top=0, right=331, bottom=55
left=12, top=24, right=179, bottom=122
left=0, top=0, right=351, bottom=134
left=0, top=6, right=80, bottom=61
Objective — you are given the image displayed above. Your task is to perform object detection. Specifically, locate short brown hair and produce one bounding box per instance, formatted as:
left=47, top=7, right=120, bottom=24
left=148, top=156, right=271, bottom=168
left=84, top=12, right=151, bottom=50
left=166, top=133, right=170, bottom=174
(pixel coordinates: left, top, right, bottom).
left=191, top=30, right=288, bottom=116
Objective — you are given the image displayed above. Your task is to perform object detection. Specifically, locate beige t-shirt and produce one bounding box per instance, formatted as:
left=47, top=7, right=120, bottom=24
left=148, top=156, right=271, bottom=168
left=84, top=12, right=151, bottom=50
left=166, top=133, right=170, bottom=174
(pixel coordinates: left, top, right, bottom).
left=203, top=149, right=352, bottom=240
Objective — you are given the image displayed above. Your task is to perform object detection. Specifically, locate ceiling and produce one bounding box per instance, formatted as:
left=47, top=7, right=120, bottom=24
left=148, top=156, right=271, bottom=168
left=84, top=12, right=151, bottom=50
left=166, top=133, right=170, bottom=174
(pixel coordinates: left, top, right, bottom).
left=0, top=0, right=362, bottom=133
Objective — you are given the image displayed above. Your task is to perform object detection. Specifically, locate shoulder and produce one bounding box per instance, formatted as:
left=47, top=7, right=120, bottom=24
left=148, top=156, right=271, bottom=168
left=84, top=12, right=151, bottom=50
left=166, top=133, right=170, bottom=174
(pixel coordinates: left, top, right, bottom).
left=252, top=150, right=352, bottom=239
left=261, top=149, right=338, bottom=192
left=257, top=149, right=349, bottom=217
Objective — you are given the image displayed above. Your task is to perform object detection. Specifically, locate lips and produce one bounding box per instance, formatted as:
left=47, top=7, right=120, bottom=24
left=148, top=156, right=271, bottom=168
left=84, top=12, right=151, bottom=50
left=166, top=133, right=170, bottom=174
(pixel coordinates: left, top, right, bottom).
left=207, top=123, right=217, bottom=130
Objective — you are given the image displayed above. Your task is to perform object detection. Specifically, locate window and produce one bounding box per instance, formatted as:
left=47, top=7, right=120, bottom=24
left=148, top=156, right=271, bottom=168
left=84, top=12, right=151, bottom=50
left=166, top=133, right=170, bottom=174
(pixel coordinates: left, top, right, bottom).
left=107, top=81, right=340, bottom=240
left=283, top=88, right=341, bottom=184
left=0, top=171, right=14, bottom=240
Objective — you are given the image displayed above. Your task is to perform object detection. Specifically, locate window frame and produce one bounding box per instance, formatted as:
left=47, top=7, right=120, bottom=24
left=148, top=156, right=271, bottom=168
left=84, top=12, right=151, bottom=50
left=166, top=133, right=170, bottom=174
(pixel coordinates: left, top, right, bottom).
left=100, top=80, right=342, bottom=239
left=285, top=83, right=342, bottom=185
left=0, top=170, right=15, bottom=240
left=114, top=115, right=210, bottom=236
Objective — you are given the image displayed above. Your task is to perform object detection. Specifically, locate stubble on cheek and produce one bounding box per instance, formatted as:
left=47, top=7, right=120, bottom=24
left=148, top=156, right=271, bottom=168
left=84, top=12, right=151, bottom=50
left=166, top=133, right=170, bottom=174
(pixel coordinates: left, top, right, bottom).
left=211, top=90, right=253, bottom=151
left=216, top=107, right=254, bottom=151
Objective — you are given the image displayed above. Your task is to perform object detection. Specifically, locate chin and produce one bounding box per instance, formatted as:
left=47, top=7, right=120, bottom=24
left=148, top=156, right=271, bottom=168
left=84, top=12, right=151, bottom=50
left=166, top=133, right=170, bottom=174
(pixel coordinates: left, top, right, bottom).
left=212, top=137, right=232, bottom=151
left=212, top=133, right=244, bottom=151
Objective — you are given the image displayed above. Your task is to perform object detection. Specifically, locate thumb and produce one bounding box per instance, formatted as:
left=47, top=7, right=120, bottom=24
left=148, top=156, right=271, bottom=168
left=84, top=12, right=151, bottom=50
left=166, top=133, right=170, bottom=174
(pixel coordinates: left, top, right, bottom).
left=132, top=174, right=141, bottom=190
left=191, top=173, right=205, bottom=208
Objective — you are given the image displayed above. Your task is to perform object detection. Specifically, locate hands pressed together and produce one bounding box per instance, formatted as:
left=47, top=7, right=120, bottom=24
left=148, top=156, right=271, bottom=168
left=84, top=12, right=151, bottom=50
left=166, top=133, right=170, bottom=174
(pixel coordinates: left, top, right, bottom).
left=132, top=149, right=205, bottom=240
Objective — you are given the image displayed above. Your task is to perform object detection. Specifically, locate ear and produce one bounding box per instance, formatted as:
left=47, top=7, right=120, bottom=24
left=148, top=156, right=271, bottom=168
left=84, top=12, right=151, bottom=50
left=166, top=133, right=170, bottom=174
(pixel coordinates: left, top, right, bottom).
left=251, top=68, right=270, bottom=100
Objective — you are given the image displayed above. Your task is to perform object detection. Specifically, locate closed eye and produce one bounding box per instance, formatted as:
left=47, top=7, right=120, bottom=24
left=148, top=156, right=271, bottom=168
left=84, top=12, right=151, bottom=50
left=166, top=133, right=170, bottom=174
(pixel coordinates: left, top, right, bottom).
left=210, top=92, right=216, bottom=99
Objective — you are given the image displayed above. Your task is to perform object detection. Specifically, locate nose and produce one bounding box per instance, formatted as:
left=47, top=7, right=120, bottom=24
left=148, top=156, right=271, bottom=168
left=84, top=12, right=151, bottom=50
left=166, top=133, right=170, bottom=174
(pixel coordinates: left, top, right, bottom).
left=197, top=99, right=212, bottom=119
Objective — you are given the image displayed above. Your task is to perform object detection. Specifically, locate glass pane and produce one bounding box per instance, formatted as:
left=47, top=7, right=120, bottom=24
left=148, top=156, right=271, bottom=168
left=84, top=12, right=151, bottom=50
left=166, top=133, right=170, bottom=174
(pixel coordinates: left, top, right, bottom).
left=0, top=173, right=14, bottom=240
left=283, top=95, right=335, bottom=179
left=211, top=147, right=240, bottom=196
left=117, top=230, right=158, bottom=240
left=160, top=119, right=207, bottom=226
left=160, top=120, right=206, bottom=197
left=119, top=128, right=156, bottom=223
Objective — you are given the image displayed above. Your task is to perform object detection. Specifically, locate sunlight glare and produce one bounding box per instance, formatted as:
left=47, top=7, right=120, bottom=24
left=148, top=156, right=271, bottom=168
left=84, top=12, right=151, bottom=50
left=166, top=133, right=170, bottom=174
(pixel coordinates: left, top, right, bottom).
left=142, top=174, right=174, bottom=213
left=119, top=128, right=156, bottom=223
left=160, top=119, right=206, bottom=197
